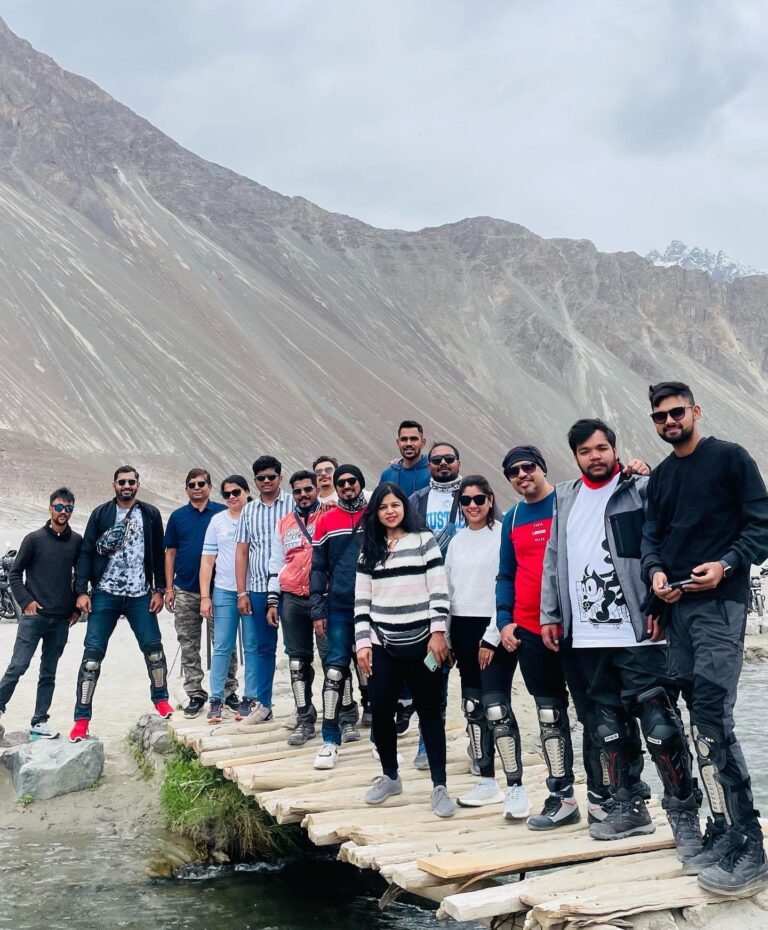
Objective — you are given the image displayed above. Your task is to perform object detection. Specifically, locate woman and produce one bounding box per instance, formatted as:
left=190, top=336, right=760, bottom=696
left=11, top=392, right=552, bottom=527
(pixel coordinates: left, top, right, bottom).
left=355, top=482, right=456, bottom=818
left=445, top=475, right=530, bottom=819
left=200, top=476, right=255, bottom=723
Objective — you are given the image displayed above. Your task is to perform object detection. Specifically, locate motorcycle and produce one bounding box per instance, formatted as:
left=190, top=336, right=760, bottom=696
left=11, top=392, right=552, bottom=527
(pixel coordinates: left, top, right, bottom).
left=0, top=546, right=21, bottom=622
left=749, top=574, right=765, bottom=619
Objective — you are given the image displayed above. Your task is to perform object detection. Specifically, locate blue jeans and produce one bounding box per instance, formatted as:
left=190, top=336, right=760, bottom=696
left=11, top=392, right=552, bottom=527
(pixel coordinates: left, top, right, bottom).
left=210, top=589, right=255, bottom=701
left=247, top=591, right=278, bottom=707
left=322, top=607, right=355, bottom=745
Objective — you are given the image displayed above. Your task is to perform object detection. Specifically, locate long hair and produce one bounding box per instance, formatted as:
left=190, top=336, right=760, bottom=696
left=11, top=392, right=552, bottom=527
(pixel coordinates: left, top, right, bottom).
left=459, top=475, right=496, bottom=528
left=359, top=482, right=421, bottom=573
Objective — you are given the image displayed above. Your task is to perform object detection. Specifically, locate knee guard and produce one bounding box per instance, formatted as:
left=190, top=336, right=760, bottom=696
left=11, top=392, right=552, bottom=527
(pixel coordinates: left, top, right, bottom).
left=322, top=666, right=345, bottom=722
left=594, top=703, right=633, bottom=793
left=142, top=643, right=167, bottom=691
left=289, top=658, right=312, bottom=714
left=693, top=724, right=736, bottom=825
left=485, top=693, right=522, bottom=783
left=77, top=654, right=102, bottom=707
left=535, top=697, right=574, bottom=790
left=342, top=670, right=355, bottom=708
left=638, top=686, right=692, bottom=799
left=462, top=688, right=492, bottom=770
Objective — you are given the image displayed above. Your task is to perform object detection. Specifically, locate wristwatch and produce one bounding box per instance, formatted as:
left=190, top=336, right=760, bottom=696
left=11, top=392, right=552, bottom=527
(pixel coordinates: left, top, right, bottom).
left=719, top=560, right=733, bottom=579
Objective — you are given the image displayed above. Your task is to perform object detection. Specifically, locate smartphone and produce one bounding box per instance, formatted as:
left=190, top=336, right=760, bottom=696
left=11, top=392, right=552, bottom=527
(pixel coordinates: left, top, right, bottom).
left=666, top=579, right=696, bottom=591
left=424, top=650, right=439, bottom=672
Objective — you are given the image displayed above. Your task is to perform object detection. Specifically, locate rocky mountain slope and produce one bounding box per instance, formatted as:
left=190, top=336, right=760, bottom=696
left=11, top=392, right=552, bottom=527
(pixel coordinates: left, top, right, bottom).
left=1, top=18, right=767, bottom=508
left=646, top=241, right=767, bottom=283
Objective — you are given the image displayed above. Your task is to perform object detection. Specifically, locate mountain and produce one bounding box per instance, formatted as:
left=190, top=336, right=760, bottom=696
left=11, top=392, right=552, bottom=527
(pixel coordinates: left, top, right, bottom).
left=1, top=18, right=768, bottom=511
left=646, top=240, right=768, bottom=284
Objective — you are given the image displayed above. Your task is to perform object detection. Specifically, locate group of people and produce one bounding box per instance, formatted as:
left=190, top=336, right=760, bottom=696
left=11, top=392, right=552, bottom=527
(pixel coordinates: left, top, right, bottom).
left=1, top=380, right=767, bottom=898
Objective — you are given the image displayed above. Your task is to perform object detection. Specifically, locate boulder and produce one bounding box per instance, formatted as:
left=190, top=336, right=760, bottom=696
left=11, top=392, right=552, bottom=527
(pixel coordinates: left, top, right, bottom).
left=1, top=738, right=104, bottom=800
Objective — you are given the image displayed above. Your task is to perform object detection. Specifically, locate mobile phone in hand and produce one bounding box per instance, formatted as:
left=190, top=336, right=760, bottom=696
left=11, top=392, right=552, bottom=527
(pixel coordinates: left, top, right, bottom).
left=424, top=650, right=439, bottom=672
left=666, top=579, right=696, bottom=591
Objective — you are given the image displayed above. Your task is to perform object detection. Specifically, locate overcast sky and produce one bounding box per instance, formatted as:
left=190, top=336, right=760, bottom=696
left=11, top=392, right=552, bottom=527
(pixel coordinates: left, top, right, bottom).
left=4, top=0, right=767, bottom=267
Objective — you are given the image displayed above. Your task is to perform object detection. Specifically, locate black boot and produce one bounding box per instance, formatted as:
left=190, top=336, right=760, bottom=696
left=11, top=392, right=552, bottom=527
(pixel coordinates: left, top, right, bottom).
left=589, top=788, right=655, bottom=841
left=682, top=817, right=732, bottom=875
left=697, top=825, right=768, bottom=897
left=664, top=795, right=704, bottom=862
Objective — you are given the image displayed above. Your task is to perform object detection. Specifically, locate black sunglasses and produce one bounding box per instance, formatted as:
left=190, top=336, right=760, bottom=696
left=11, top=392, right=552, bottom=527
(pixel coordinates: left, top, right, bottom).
left=254, top=473, right=278, bottom=482
left=650, top=405, right=694, bottom=425
left=459, top=494, right=488, bottom=507
left=505, top=462, right=537, bottom=479
left=430, top=454, right=457, bottom=465
left=336, top=477, right=359, bottom=488
left=187, top=480, right=208, bottom=489
left=222, top=488, right=243, bottom=499
left=51, top=503, right=75, bottom=513
left=292, top=486, right=315, bottom=496
left=116, top=478, right=137, bottom=487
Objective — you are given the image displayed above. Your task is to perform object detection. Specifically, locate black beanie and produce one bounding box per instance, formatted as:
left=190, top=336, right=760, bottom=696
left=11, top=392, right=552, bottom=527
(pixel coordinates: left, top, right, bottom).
left=333, top=464, right=365, bottom=490
left=502, top=445, right=547, bottom=476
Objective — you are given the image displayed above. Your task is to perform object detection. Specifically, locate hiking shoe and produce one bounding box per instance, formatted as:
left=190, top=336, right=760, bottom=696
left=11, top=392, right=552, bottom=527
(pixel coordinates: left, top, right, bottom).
left=458, top=779, right=504, bottom=808
left=313, top=742, right=339, bottom=770
left=431, top=785, right=457, bottom=818
left=372, top=746, right=404, bottom=765
left=664, top=795, right=704, bottom=862
left=413, top=751, right=429, bottom=771
left=30, top=722, right=59, bottom=740
left=587, top=790, right=613, bottom=825
left=184, top=696, right=205, bottom=719
left=504, top=784, right=531, bottom=820
left=361, top=707, right=373, bottom=727
left=282, top=708, right=298, bottom=731
left=589, top=789, right=655, bottom=841
left=287, top=718, right=316, bottom=747
left=207, top=699, right=223, bottom=723
left=528, top=789, right=581, bottom=831
left=683, top=819, right=733, bottom=875
left=235, top=698, right=257, bottom=721
left=365, top=775, right=403, bottom=805
left=154, top=700, right=175, bottom=719
left=243, top=702, right=273, bottom=725
left=341, top=720, right=361, bottom=743
left=224, top=693, right=241, bottom=713
left=69, top=719, right=89, bottom=743
left=395, top=701, right=416, bottom=735
left=697, top=829, right=768, bottom=897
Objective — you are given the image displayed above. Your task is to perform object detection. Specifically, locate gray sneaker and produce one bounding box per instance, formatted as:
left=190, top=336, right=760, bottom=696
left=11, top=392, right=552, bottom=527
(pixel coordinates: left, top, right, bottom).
left=365, top=774, right=403, bottom=805
left=341, top=720, right=361, bottom=743
left=287, top=718, right=316, bottom=747
left=697, top=828, right=768, bottom=897
left=29, top=722, right=60, bottom=740
left=682, top=819, right=734, bottom=875
left=431, top=785, right=457, bottom=818
left=413, top=751, right=429, bottom=771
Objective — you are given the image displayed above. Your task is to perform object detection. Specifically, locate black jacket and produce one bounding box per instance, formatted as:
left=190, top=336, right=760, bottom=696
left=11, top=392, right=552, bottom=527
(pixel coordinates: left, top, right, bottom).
left=9, top=522, right=82, bottom=617
left=75, top=499, right=166, bottom=595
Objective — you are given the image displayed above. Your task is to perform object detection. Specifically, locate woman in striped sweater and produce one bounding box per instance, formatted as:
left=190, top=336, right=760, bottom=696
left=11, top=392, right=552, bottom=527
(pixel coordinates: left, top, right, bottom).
left=355, top=482, right=456, bottom=818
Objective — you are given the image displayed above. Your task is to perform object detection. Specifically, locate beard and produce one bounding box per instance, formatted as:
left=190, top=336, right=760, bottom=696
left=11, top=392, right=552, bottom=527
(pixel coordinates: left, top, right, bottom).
left=580, top=456, right=616, bottom=482
left=661, top=423, right=694, bottom=446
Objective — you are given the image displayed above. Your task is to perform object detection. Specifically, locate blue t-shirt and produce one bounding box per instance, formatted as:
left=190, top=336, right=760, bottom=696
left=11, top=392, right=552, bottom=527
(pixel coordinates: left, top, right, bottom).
left=164, top=501, right=226, bottom=593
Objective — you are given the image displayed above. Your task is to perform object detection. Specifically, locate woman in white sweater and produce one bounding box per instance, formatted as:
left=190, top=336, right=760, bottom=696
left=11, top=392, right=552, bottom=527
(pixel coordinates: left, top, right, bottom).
left=445, top=475, right=530, bottom=820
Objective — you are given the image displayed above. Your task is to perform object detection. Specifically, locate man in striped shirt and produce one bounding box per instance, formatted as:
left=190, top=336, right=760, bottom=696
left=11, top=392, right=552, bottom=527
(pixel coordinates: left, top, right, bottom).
left=235, top=456, right=292, bottom=723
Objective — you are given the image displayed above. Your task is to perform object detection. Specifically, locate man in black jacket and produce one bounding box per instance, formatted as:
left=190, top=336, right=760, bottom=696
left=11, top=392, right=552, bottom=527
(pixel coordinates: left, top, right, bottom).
left=0, top=488, right=81, bottom=741
left=70, top=465, right=173, bottom=742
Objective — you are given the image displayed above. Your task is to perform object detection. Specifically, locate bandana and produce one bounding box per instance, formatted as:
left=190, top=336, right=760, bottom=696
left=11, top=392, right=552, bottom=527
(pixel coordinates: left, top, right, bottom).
left=337, top=492, right=367, bottom=513
left=430, top=476, right=462, bottom=493
left=295, top=499, right=320, bottom=518
left=502, top=445, right=547, bottom=476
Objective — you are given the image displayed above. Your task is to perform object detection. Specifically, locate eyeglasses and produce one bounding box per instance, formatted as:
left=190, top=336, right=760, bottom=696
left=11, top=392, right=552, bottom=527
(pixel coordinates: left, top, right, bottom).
left=336, top=477, right=359, bottom=488
left=222, top=488, right=243, bottom=499
left=186, top=481, right=208, bottom=489
left=51, top=503, right=74, bottom=513
left=314, top=466, right=334, bottom=476
left=429, top=454, right=457, bottom=465
left=254, top=473, right=278, bottom=482
left=650, top=405, right=694, bottom=425
left=505, top=462, right=537, bottom=479
left=116, top=478, right=137, bottom=487
left=292, top=486, right=315, bottom=496
left=459, top=494, right=488, bottom=507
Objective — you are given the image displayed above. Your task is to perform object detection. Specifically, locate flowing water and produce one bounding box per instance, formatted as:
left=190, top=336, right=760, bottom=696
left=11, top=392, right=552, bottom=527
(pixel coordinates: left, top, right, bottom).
left=3, top=662, right=768, bottom=930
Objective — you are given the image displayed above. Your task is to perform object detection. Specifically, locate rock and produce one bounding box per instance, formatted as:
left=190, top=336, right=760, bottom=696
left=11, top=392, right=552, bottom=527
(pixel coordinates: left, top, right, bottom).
left=1, top=738, right=104, bottom=800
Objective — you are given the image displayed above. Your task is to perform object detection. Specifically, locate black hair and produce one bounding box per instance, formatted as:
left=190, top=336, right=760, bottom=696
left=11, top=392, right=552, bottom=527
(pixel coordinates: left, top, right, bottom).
left=429, top=440, right=460, bottom=459
left=114, top=465, right=139, bottom=482
left=221, top=474, right=253, bottom=502
left=185, top=467, right=211, bottom=486
left=359, top=482, right=422, bottom=574
left=252, top=455, right=282, bottom=476
left=50, top=486, right=75, bottom=505
left=458, top=475, right=496, bottom=528
left=398, top=420, right=424, bottom=436
left=290, top=469, right=317, bottom=487
left=567, top=418, right=617, bottom=454
left=312, top=455, right=338, bottom=470
left=648, top=381, right=695, bottom=408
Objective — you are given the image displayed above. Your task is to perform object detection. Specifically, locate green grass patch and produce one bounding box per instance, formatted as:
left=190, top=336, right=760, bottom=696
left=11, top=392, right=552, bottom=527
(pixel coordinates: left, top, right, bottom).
left=126, top=736, right=155, bottom=781
left=160, top=743, right=299, bottom=861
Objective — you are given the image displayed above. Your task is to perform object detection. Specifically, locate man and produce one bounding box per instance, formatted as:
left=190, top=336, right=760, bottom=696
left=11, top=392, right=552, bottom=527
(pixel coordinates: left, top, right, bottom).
left=235, top=456, right=292, bottom=723
left=71, top=466, right=173, bottom=741
left=164, top=468, right=239, bottom=719
left=410, top=442, right=466, bottom=542
left=0, top=489, right=81, bottom=741
left=642, top=382, right=768, bottom=896
left=379, top=420, right=430, bottom=495
left=267, top=470, right=328, bottom=746
left=313, top=456, right=339, bottom=504
left=310, top=464, right=368, bottom=769
left=540, top=419, right=697, bottom=860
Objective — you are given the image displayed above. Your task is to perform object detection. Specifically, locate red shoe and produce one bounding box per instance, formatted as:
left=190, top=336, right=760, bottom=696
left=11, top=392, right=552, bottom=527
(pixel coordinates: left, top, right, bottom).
left=69, top=719, right=89, bottom=743
left=154, top=700, right=175, bottom=719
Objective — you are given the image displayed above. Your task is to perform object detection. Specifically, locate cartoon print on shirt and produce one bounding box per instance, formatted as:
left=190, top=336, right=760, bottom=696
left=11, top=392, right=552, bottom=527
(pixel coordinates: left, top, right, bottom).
left=575, top=538, right=630, bottom=626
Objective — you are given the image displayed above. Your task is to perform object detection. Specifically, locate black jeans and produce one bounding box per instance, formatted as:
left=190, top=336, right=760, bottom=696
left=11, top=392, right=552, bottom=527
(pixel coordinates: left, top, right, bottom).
left=0, top=613, right=70, bottom=725
left=281, top=592, right=328, bottom=664
left=368, top=644, right=447, bottom=786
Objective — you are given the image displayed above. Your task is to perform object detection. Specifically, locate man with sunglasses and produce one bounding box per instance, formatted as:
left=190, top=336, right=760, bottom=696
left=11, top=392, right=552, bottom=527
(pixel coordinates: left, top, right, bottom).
left=642, top=381, right=768, bottom=896
left=0, top=489, right=81, bottom=741
left=235, top=456, right=292, bottom=724
left=379, top=420, right=430, bottom=496
left=164, top=468, right=239, bottom=719
left=410, top=443, right=465, bottom=541
left=313, top=456, right=339, bottom=504
left=71, top=466, right=172, bottom=742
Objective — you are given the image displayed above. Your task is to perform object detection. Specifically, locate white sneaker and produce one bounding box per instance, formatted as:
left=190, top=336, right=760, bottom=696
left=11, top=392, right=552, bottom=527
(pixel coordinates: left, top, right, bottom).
left=371, top=746, right=404, bottom=765
left=458, top=778, right=504, bottom=808
left=30, top=722, right=60, bottom=741
left=314, top=743, right=339, bottom=770
left=504, top=784, right=531, bottom=820
left=242, top=703, right=274, bottom=726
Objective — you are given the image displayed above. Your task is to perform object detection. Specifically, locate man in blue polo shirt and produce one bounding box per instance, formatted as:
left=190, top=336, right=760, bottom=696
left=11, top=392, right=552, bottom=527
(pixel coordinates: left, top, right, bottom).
left=164, top=468, right=239, bottom=718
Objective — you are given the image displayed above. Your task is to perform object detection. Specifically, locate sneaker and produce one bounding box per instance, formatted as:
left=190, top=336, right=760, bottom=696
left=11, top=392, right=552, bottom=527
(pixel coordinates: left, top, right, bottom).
left=589, top=789, right=655, bottom=841
left=287, top=717, right=316, bottom=747
left=395, top=701, right=416, bottom=735
left=527, top=789, right=581, bottom=831
left=431, top=785, right=457, bottom=818
left=504, top=784, right=531, bottom=820
left=313, top=742, right=339, bottom=770
left=413, top=752, right=430, bottom=771
left=235, top=698, right=257, bottom=721
left=224, top=693, right=241, bottom=713
left=281, top=708, right=298, bottom=731
left=184, top=696, right=206, bottom=719
left=372, top=746, right=404, bottom=765
left=341, top=720, right=361, bottom=743
left=697, top=828, right=768, bottom=897
left=664, top=795, right=704, bottom=862
left=69, top=719, right=89, bottom=743
left=242, top=703, right=273, bottom=725
left=154, top=700, right=175, bottom=719
left=587, top=790, right=613, bottom=825
left=682, top=819, right=733, bottom=875
left=365, top=774, right=403, bottom=805
left=458, top=779, right=504, bottom=808
left=361, top=707, right=373, bottom=727
left=207, top=699, right=223, bottom=723
left=30, top=722, right=59, bottom=740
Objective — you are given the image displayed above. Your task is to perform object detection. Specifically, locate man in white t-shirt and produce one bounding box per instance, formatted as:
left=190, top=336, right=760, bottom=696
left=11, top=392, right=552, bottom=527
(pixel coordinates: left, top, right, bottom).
left=540, top=419, right=700, bottom=863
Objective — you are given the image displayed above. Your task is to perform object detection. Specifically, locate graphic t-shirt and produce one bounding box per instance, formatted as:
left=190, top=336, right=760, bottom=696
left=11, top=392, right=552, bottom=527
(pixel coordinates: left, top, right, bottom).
left=425, top=487, right=465, bottom=534
left=98, top=506, right=147, bottom=597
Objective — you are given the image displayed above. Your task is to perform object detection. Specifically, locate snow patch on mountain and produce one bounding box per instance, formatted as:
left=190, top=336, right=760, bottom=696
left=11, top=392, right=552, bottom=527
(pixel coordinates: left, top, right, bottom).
left=646, top=240, right=768, bottom=283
